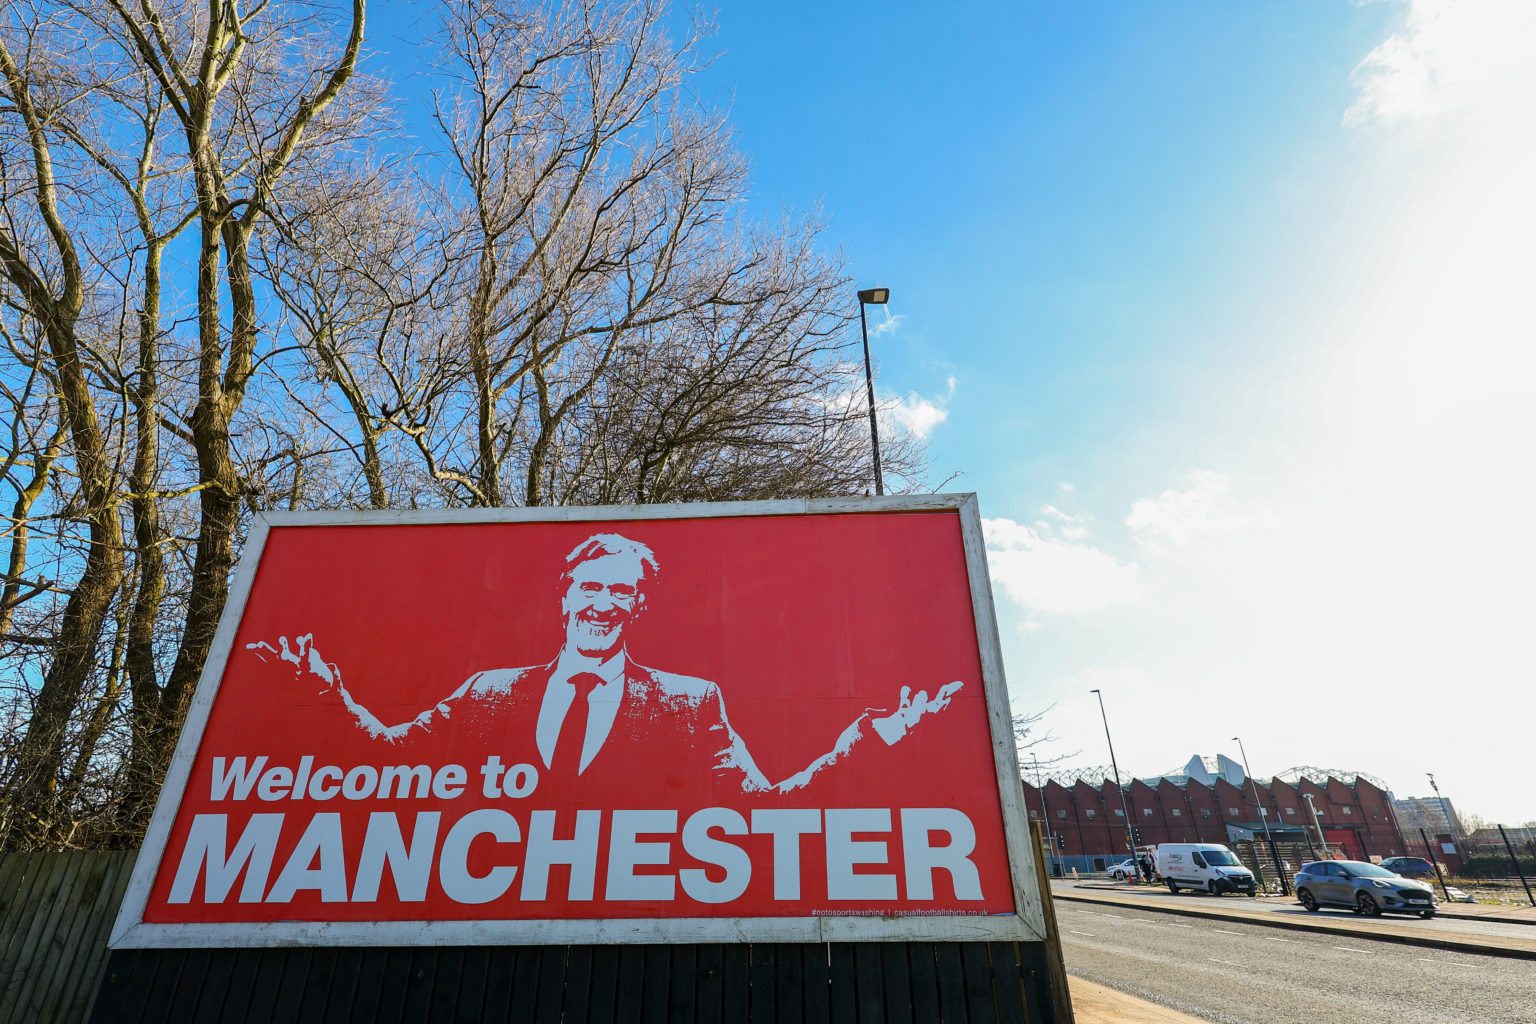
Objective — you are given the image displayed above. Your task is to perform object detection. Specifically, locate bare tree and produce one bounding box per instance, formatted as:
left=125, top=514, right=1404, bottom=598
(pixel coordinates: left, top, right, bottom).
left=0, top=0, right=934, bottom=851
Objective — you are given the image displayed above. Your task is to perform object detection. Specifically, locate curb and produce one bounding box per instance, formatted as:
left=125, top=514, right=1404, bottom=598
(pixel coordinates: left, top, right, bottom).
left=1053, top=890, right=1536, bottom=961
left=1069, top=882, right=1536, bottom=927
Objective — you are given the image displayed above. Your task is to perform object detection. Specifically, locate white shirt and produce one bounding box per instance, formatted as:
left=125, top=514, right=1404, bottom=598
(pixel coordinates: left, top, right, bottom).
left=534, top=647, right=627, bottom=774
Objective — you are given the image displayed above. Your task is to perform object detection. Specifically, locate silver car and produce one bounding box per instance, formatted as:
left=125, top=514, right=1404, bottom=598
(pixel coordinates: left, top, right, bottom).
left=1293, top=860, right=1437, bottom=919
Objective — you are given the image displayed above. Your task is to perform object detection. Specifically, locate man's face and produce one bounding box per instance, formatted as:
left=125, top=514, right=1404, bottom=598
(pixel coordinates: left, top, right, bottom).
left=561, top=552, right=645, bottom=656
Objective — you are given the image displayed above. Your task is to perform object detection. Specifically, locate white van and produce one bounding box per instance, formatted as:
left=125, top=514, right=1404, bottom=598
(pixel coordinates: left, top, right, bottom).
left=1154, top=843, right=1258, bottom=896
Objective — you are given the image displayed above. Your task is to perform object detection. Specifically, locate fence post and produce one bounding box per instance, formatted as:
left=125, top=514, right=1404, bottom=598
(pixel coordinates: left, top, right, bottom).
left=1496, top=824, right=1535, bottom=907
left=1419, top=828, right=1451, bottom=901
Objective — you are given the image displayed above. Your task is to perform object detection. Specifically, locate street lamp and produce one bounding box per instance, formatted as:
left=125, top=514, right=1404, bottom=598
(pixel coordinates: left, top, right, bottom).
left=1426, top=772, right=1461, bottom=855
left=1090, top=690, right=1137, bottom=866
left=1233, top=736, right=1289, bottom=894
left=1032, top=753, right=1056, bottom=876
left=1302, top=791, right=1328, bottom=856
left=856, top=287, right=888, bottom=495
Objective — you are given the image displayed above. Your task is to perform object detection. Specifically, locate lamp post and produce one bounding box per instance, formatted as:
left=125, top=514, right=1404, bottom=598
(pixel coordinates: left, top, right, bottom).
left=856, top=287, right=888, bottom=495
left=1032, top=753, right=1056, bottom=877
left=1089, top=690, right=1136, bottom=865
left=1426, top=772, right=1461, bottom=855
left=1233, top=736, right=1288, bottom=894
left=1303, top=791, right=1328, bottom=857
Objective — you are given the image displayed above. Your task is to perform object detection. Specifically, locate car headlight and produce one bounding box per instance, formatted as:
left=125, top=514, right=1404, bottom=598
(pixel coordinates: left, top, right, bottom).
left=1369, top=879, right=1393, bottom=888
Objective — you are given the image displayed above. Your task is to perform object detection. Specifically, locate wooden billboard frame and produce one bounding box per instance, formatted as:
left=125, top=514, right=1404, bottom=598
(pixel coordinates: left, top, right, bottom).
left=110, top=494, right=1048, bottom=949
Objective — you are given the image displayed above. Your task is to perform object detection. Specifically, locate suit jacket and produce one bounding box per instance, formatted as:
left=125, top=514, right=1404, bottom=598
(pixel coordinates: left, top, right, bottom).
left=354, top=655, right=775, bottom=795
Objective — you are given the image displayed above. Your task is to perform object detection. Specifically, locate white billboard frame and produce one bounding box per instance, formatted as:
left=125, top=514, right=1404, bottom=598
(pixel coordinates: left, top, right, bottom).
left=110, top=493, right=1047, bottom=948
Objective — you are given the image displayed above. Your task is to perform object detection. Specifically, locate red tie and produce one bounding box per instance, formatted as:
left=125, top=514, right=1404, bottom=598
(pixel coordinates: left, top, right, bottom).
left=552, top=672, right=605, bottom=773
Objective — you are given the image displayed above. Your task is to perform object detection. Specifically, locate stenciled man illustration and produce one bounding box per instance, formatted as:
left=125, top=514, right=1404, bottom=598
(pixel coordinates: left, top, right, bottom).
left=252, top=533, right=962, bottom=793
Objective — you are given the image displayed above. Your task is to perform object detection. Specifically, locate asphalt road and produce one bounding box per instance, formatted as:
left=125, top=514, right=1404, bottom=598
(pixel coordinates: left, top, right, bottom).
left=1058, top=902, right=1536, bottom=1024
left=1051, top=880, right=1536, bottom=944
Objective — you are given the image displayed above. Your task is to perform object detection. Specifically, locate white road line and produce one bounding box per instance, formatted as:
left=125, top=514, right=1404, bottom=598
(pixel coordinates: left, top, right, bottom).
left=1212, top=928, right=1242, bottom=935
left=1207, top=958, right=1240, bottom=966
left=1417, top=959, right=1477, bottom=968
left=1165, top=923, right=1192, bottom=928
left=1265, top=937, right=1292, bottom=942
left=1069, top=930, right=1096, bottom=937
left=1333, top=947, right=1373, bottom=954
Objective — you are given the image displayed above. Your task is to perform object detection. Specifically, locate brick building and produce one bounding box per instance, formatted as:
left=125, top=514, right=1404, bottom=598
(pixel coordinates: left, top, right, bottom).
left=1021, top=756, right=1407, bottom=863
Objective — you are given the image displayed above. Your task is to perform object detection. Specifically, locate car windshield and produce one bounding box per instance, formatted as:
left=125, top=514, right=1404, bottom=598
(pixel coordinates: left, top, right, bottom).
left=1343, top=862, right=1395, bottom=877
left=1203, top=850, right=1241, bottom=866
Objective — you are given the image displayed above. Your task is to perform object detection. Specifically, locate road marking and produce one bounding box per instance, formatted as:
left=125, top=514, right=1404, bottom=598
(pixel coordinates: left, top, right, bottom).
left=1417, top=959, right=1477, bottom=968
left=1207, top=958, right=1240, bottom=966
left=1333, top=947, right=1372, bottom=954
left=1165, top=923, right=1192, bottom=928
left=1265, top=937, right=1292, bottom=943
left=1212, top=928, right=1242, bottom=935
left=1068, top=930, right=1095, bottom=937
left=1097, top=913, right=1124, bottom=919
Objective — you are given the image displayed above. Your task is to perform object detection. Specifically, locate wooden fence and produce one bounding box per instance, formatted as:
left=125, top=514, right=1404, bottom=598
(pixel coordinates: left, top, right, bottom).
left=0, top=849, right=136, bottom=1024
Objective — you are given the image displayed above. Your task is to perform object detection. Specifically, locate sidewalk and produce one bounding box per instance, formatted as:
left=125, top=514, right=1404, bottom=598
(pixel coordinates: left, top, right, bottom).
left=1069, top=976, right=1209, bottom=1024
left=1072, top=879, right=1536, bottom=926
left=1054, top=886, right=1536, bottom=960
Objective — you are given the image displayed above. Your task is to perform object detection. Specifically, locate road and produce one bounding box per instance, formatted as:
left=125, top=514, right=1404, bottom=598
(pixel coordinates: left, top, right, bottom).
left=1051, top=880, right=1536, bottom=944
left=1058, top=901, right=1536, bottom=1024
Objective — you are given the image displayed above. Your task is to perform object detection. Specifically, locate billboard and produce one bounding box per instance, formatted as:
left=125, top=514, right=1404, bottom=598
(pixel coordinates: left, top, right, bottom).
left=111, top=495, right=1045, bottom=947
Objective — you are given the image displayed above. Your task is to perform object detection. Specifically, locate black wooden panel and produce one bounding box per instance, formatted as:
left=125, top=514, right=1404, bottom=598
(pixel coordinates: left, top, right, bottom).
left=89, top=940, right=1058, bottom=1022
left=933, top=942, right=969, bottom=1023
left=990, top=943, right=1027, bottom=1024
left=747, top=942, right=775, bottom=1022
left=907, top=942, right=939, bottom=1023
left=454, top=946, right=490, bottom=1024
left=161, top=948, right=208, bottom=1021
left=668, top=943, right=698, bottom=1024
left=271, top=947, right=316, bottom=1023
left=881, top=943, right=913, bottom=1024
left=694, top=941, right=723, bottom=1024
left=428, top=947, right=464, bottom=1024
left=961, top=942, right=996, bottom=1024
left=478, top=947, right=515, bottom=1022
left=584, top=945, right=620, bottom=1024
left=797, top=943, right=831, bottom=1024
left=854, top=942, right=885, bottom=1024
left=190, top=948, right=239, bottom=1024
left=509, top=944, right=542, bottom=1019
left=321, top=947, right=364, bottom=1024
left=1014, top=940, right=1059, bottom=1024
left=534, top=944, right=567, bottom=1024
left=826, top=943, right=858, bottom=1023
left=641, top=944, right=674, bottom=1024
left=345, top=948, right=391, bottom=1023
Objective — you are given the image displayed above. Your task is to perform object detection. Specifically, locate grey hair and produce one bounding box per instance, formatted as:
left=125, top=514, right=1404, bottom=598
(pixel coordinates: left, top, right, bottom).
left=562, top=533, right=660, bottom=586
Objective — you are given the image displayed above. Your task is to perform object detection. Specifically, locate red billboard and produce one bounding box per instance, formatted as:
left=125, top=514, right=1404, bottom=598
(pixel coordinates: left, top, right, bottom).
left=112, top=496, right=1044, bottom=947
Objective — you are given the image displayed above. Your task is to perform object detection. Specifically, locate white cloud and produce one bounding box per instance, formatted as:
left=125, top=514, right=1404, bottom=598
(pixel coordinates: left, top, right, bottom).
left=983, top=515, right=1142, bottom=615
left=880, top=375, right=955, bottom=439
left=1346, top=0, right=1536, bottom=127
left=869, top=309, right=905, bottom=337
left=1125, top=471, right=1249, bottom=549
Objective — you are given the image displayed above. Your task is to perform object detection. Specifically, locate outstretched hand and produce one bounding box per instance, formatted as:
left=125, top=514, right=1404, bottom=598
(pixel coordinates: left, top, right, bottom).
left=247, top=634, right=343, bottom=696
left=870, top=681, right=964, bottom=745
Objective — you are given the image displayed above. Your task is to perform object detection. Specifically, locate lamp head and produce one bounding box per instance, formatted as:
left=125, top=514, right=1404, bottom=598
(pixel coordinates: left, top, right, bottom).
left=857, top=287, right=890, bottom=305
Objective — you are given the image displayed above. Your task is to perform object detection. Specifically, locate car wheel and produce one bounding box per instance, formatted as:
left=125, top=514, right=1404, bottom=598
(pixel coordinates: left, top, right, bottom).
left=1420, top=909, right=1435, bottom=920
left=1208, top=879, right=1221, bottom=896
left=1113, top=870, right=1124, bottom=881
left=1167, top=880, right=1179, bottom=893
left=1298, top=888, right=1318, bottom=912
left=1356, top=892, right=1382, bottom=917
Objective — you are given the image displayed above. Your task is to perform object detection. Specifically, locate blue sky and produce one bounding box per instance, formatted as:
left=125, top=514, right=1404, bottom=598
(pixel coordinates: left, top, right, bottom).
left=700, top=0, right=1536, bottom=823
left=367, top=1, right=1536, bottom=822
